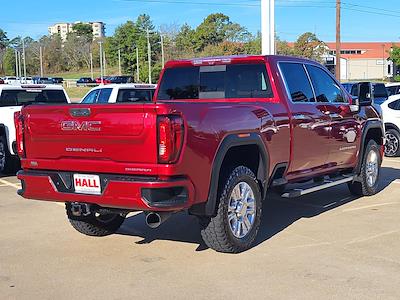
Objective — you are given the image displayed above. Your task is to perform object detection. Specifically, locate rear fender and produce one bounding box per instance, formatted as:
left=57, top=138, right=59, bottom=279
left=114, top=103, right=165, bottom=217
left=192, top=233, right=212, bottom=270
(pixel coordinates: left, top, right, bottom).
left=203, top=133, right=269, bottom=216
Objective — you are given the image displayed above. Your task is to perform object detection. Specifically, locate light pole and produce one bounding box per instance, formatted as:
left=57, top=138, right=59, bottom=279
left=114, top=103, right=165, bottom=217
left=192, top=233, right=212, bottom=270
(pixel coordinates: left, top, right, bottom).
left=147, top=28, right=152, bottom=84
left=335, top=0, right=341, bottom=81
left=39, top=46, right=44, bottom=77
left=90, top=52, right=94, bottom=79
left=15, top=49, right=19, bottom=77
left=136, top=47, right=140, bottom=82
left=160, top=34, right=165, bottom=68
left=98, top=41, right=104, bottom=84
left=261, top=0, right=275, bottom=55
left=22, top=38, right=27, bottom=78
left=118, top=49, right=122, bottom=76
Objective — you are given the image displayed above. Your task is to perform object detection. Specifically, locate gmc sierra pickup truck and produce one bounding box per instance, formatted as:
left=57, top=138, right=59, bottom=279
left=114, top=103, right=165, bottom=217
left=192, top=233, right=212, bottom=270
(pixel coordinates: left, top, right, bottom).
left=16, top=55, right=384, bottom=253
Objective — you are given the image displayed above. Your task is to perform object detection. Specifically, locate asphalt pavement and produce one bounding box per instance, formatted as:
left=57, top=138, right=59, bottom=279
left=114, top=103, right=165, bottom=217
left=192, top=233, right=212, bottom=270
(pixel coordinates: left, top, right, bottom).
left=0, top=159, right=399, bottom=299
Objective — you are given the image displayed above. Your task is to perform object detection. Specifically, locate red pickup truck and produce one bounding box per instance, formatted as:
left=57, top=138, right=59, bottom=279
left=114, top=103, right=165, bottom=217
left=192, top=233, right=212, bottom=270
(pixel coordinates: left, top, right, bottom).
left=16, top=55, right=384, bottom=253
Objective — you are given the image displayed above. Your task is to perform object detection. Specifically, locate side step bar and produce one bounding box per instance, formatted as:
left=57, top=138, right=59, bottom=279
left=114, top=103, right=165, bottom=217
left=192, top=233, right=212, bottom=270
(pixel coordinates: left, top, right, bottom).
left=281, top=175, right=354, bottom=198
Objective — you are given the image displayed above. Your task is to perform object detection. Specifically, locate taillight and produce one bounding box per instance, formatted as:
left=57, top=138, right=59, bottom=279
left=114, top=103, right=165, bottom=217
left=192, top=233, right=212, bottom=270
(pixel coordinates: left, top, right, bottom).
left=157, top=115, right=184, bottom=164
left=14, top=111, right=25, bottom=158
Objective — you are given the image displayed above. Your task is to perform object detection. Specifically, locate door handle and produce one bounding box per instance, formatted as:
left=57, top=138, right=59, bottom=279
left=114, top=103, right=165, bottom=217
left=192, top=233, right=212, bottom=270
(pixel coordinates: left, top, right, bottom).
left=293, top=114, right=313, bottom=121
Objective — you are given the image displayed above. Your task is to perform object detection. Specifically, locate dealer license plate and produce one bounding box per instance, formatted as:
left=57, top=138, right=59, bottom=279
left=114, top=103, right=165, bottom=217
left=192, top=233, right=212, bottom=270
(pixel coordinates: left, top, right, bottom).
left=73, top=174, right=101, bottom=195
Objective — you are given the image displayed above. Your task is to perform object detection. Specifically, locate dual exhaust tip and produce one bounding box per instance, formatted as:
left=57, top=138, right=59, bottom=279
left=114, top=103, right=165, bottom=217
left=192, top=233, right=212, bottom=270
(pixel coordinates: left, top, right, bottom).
left=145, top=211, right=174, bottom=229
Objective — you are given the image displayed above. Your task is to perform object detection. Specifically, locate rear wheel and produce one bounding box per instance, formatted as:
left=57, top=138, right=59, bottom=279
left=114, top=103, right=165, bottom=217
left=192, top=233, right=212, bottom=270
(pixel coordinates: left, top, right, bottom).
left=0, top=136, right=16, bottom=175
left=65, top=203, right=126, bottom=236
left=348, top=140, right=381, bottom=196
left=200, top=166, right=262, bottom=253
left=384, top=129, right=400, bottom=157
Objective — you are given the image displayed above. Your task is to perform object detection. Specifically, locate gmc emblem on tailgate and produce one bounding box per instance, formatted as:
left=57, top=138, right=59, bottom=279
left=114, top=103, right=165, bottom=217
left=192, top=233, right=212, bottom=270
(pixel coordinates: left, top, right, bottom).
left=61, top=121, right=102, bottom=132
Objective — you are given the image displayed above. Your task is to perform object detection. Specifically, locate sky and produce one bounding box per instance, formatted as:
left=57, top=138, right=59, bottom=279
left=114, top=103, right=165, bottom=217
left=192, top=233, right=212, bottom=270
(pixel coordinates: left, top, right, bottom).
left=1, top=0, right=400, bottom=42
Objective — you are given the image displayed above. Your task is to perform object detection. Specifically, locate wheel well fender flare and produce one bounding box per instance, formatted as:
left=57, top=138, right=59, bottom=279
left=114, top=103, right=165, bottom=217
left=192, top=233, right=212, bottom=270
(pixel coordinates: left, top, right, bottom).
left=204, top=133, right=269, bottom=216
left=384, top=122, right=400, bottom=133
left=355, top=120, right=384, bottom=175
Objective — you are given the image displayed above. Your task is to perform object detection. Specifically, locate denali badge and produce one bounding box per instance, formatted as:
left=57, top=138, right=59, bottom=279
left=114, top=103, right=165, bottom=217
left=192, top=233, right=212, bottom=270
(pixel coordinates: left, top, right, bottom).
left=61, top=121, right=101, bottom=132
left=66, top=147, right=103, bottom=153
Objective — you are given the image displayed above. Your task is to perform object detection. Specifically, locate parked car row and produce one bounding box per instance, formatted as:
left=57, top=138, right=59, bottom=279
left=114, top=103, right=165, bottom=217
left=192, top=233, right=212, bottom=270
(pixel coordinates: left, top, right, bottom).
left=341, top=81, right=400, bottom=158
left=0, top=76, right=64, bottom=85
left=76, top=75, right=135, bottom=87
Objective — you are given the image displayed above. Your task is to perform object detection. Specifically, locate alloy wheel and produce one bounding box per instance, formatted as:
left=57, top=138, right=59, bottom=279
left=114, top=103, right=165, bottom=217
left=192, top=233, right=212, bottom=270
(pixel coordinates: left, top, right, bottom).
left=365, top=149, right=379, bottom=187
left=385, top=132, right=399, bottom=156
left=227, top=182, right=256, bottom=239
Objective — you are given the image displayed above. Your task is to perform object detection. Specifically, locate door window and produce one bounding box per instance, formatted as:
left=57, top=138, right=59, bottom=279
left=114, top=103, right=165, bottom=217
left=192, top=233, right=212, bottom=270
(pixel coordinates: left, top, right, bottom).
left=306, top=65, right=346, bottom=103
left=82, top=90, right=100, bottom=103
left=96, top=88, right=113, bottom=103
left=279, top=62, right=315, bottom=103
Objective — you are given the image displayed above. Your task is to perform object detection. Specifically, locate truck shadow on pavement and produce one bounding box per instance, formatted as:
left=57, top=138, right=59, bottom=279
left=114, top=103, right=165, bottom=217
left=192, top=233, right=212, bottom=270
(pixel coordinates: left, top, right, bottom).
left=117, top=166, right=399, bottom=252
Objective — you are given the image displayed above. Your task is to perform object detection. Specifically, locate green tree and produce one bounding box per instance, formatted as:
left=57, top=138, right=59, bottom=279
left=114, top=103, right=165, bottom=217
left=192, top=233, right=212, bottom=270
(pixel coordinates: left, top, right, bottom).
left=0, top=28, right=8, bottom=50
left=294, top=32, right=326, bottom=62
left=390, top=45, right=400, bottom=66
left=175, top=24, right=196, bottom=56
left=72, top=23, right=93, bottom=40
left=3, top=48, right=16, bottom=75
left=0, top=28, right=9, bottom=74
left=194, top=13, right=247, bottom=51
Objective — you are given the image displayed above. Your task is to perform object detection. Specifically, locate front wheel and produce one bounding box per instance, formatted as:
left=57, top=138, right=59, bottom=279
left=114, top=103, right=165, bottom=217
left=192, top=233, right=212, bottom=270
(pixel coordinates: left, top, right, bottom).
left=200, top=166, right=262, bottom=253
left=65, top=203, right=126, bottom=236
left=348, top=140, right=381, bottom=196
left=384, top=129, right=400, bottom=157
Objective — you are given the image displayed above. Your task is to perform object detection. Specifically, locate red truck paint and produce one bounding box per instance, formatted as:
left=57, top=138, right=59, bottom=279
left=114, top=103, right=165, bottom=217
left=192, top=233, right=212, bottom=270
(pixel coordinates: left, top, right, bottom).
left=16, top=55, right=384, bottom=252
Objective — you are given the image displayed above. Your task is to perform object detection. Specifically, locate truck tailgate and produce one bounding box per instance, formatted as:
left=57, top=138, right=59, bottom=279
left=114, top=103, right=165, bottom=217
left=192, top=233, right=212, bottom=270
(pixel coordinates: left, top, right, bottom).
left=21, top=104, right=158, bottom=165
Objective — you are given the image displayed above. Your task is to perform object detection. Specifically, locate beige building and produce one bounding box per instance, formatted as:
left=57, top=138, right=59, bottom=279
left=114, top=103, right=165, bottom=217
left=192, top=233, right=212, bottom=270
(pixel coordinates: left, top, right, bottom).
left=324, top=42, right=397, bottom=81
left=48, top=21, right=105, bottom=41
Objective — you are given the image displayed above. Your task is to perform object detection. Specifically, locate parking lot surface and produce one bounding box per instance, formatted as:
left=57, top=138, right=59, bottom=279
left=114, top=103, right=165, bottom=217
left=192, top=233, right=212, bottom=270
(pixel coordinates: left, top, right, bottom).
left=1, top=159, right=400, bottom=300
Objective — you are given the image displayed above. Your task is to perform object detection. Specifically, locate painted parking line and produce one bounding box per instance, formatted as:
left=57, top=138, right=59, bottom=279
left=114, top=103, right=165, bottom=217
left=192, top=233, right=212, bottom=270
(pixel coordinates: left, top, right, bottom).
left=0, top=178, right=21, bottom=189
left=383, top=158, right=400, bottom=163
left=342, top=202, right=398, bottom=212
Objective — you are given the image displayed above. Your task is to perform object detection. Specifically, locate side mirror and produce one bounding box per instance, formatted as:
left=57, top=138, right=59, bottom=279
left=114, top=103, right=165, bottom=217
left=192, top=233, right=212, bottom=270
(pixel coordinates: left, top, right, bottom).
left=357, top=82, right=372, bottom=106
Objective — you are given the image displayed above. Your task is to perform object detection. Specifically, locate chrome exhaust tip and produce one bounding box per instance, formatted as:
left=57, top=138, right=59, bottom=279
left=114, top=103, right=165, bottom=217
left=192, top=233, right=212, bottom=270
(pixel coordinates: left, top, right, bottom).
left=145, top=212, right=174, bottom=229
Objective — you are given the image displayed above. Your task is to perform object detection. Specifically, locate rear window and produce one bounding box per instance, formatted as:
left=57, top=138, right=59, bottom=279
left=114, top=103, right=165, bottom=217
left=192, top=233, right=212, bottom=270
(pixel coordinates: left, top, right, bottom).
left=0, top=89, right=68, bottom=106
left=116, top=89, right=154, bottom=103
left=157, top=64, right=273, bottom=100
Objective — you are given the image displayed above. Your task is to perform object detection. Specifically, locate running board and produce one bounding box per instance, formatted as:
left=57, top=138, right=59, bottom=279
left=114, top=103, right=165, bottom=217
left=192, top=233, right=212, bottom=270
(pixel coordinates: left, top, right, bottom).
left=281, top=175, right=354, bottom=198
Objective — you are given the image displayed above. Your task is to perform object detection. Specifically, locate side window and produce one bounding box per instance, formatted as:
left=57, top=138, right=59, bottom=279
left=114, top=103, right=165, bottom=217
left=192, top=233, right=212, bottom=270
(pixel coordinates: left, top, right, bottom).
left=388, top=100, right=400, bottom=110
left=96, top=88, right=113, bottom=103
left=226, top=64, right=273, bottom=98
left=306, top=65, right=346, bottom=103
left=82, top=90, right=100, bottom=104
left=279, top=62, right=314, bottom=103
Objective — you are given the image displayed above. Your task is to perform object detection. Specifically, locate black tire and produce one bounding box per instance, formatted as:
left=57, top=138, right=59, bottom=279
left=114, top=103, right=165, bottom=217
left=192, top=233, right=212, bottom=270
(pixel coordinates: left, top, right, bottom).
left=65, top=203, right=126, bottom=237
left=200, top=166, right=262, bottom=253
left=384, top=129, right=400, bottom=157
left=0, top=135, right=17, bottom=175
left=348, top=140, right=381, bottom=196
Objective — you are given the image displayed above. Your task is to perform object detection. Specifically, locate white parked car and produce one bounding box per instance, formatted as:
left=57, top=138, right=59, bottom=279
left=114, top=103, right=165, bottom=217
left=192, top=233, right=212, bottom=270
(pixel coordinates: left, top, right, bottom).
left=0, top=84, right=71, bottom=173
left=386, top=82, right=400, bottom=97
left=381, top=94, right=400, bottom=157
left=80, top=83, right=157, bottom=104
left=3, top=76, right=20, bottom=85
